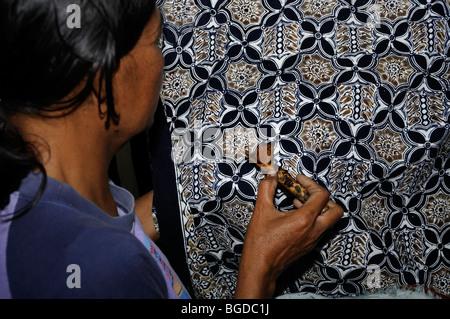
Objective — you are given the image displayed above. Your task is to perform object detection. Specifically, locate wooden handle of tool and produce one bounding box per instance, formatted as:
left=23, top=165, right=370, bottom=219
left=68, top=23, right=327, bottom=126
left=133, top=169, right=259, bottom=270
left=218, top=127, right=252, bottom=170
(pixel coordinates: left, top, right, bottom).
left=276, top=168, right=329, bottom=214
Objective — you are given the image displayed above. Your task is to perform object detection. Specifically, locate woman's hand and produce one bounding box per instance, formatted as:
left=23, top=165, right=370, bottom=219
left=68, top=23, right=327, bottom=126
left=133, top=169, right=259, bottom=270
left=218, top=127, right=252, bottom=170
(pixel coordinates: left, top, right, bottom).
left=235, top=174, right=343, bottom=299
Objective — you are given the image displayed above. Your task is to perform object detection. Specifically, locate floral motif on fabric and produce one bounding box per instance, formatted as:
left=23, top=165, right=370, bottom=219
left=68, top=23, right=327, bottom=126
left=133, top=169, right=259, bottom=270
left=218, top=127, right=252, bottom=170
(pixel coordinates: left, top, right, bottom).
left=158, top=0, right=450, bottom=299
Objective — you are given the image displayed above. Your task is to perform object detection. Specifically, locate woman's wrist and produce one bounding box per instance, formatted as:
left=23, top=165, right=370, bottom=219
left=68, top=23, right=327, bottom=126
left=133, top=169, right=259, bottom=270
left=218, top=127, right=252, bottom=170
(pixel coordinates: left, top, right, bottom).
left=234, top=252, right=277, bottom=299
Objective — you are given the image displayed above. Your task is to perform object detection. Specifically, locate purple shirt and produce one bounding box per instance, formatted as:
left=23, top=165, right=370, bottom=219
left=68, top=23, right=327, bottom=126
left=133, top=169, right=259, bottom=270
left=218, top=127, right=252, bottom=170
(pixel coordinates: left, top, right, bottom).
left=0, top=172, right=190, bottom=299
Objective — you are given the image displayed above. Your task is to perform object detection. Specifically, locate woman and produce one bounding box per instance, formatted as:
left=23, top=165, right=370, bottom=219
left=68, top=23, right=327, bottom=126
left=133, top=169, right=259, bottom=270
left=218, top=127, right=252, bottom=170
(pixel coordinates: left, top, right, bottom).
left=0, top=0, right=343, bottom=298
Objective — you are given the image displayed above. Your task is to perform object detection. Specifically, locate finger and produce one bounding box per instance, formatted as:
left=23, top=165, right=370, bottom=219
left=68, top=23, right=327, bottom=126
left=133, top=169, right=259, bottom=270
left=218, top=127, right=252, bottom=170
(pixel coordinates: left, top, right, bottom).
left=256, top=174, right=278, bottom=207
left=293, top=198, right=303, bottom=209
left=294, top=175, right=330, bottom=217
left=314, top=201, right=344, bottom=233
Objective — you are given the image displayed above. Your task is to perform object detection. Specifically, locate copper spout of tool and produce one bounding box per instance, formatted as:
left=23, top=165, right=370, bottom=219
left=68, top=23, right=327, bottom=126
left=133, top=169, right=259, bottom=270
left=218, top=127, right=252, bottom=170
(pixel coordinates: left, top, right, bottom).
left=247, top=143, right=329, bottom=213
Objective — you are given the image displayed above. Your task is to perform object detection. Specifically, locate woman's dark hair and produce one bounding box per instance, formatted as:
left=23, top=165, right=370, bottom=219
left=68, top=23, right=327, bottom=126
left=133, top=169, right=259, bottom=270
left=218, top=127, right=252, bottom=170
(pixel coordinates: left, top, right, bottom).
left=0, top=0, right=156, bottom=214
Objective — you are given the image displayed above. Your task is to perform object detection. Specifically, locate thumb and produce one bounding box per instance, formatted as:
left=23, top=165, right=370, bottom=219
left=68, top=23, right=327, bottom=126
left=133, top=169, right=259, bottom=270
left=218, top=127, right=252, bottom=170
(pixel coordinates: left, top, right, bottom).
left=256, top=174, right=278, bottom=206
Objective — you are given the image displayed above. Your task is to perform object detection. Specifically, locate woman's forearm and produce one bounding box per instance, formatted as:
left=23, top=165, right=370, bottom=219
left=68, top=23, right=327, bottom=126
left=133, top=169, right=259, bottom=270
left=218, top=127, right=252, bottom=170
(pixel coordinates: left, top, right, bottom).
left=135, top=190, right=160, bottom=241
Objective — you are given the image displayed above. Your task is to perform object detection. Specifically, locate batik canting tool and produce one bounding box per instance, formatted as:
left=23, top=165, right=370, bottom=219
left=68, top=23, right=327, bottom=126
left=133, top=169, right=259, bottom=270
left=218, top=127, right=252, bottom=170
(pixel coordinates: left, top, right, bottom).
left=247, top=143, right=329, bottom=214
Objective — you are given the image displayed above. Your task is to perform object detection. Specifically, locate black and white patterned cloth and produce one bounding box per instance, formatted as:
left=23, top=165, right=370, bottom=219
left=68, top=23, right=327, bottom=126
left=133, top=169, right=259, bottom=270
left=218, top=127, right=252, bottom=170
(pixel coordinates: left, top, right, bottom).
left=155, top=0, right=450, bottom=298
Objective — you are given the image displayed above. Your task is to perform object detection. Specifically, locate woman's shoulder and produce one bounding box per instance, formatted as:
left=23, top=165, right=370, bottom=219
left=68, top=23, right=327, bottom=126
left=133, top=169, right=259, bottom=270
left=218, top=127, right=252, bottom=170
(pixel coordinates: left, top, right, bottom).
left=4, top=177, right=168, bottom=298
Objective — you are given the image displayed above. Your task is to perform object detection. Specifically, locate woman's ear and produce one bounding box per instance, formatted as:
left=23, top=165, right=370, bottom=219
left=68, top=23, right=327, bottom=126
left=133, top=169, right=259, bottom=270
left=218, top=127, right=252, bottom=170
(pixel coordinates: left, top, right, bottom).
left=90, top=68, right=120, bottom=128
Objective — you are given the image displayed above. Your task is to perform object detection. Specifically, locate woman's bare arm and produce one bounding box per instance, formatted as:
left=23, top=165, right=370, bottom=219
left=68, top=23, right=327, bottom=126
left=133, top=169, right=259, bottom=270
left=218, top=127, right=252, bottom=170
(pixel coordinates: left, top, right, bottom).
left=235, top=174, right=343, bottom=299
left=135, top=190, right=160, bottom=242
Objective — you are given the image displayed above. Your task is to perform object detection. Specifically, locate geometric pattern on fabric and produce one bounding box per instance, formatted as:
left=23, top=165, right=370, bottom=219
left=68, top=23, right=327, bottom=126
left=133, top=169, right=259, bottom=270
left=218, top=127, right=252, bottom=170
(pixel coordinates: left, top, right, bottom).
left=158, top=0, right=450, bottom=298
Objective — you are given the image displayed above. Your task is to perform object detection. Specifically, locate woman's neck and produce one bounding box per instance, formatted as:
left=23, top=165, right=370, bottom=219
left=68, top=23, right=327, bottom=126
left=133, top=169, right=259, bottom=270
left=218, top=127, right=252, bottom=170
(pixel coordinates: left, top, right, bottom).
left=45, top=146, right=119, bottom=217
left=12, top=107, right=122, bottom=217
